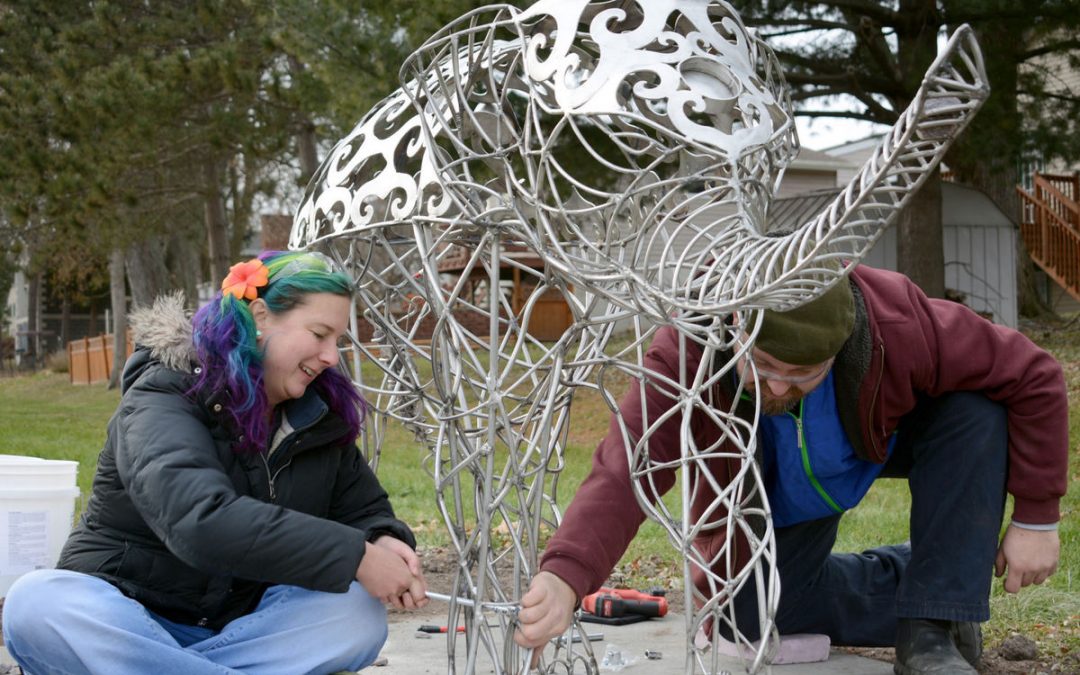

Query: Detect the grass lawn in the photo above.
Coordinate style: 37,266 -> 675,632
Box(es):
1,321 -> 1076,657
0,372 -> 120,500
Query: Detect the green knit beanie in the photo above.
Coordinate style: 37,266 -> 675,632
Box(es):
751,280 -> 855,366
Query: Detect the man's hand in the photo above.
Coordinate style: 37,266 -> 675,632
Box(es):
514,571 -> 577,651
356,536 -> 429,609
995,524 -> 1059,593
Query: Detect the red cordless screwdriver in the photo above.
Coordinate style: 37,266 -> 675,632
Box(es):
417,625 -> 465,633
581,587 -> 668,618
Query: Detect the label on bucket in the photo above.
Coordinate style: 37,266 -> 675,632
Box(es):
0,511 -> 51,576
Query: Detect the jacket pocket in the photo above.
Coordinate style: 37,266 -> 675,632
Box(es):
115,540 -> 158,582
84,540 -> 128,575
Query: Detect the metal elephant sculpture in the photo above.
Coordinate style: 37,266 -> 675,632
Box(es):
291,2 -> 988,672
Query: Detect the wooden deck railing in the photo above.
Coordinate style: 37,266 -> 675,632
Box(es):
1040,172 -> 1080,203
1018,172 -> 1080,303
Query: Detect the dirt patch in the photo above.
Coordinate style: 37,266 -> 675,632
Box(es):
839,645 -> 1080,674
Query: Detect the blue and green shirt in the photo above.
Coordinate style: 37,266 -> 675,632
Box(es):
759,371 -> 896,528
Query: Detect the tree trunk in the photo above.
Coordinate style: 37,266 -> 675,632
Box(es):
889,0 -> 945,298
169,230 -> 202,307
126,234 -> 171,308
288,55 -> 320,185
228,152 -> 258,258
204,155 -> 231,285
60,293 -> 71,348
944,17 -> 1053,319
26,272 -> 40,367
297,119 -> 319,185
108,247 -> 128,389
1015,237 -> 1054,319
896,168 -> 945,298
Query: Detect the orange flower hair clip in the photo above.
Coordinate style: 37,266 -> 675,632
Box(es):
221,258 -> 270,301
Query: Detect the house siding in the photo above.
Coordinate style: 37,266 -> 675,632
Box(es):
777,168 -> 839,197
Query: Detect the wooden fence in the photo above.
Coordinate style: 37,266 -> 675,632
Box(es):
68,333 -> 133,385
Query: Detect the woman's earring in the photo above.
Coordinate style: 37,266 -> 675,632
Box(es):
256,329 -> 263,338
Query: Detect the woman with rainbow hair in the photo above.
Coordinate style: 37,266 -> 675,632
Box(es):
3,251 -> 427,675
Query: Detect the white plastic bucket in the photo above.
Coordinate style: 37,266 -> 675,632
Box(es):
0,455 -> 80,598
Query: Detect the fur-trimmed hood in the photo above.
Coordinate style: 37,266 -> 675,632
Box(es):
128,291 -> 198,375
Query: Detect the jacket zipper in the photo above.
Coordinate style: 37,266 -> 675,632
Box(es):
262,443 -> 303,501
260,407 -> 327,501
270,460 -> 294,496
789,400 -> 843,514
260,453 -> 277,501
866,340 -> 886,460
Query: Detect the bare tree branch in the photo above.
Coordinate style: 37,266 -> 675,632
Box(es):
1018,89 -> 1080,104
785,70 -> 902,96
748,18 -> 855,34
796,108 -> 884,123
844,10 -> 900,80
810,0 -> 900,25
947,4 -> 1080,25
1020,39 -> 1080,61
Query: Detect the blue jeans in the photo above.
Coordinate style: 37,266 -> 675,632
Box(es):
2,569 -> 387,675
730,392 -> 1008,646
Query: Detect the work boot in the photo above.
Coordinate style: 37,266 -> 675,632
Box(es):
949,620 -> 983,669
894,618 -> 977,674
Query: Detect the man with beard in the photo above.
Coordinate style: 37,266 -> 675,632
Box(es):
515,264 -> 1068,675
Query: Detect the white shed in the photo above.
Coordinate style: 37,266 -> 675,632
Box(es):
768,182 -> 1018,327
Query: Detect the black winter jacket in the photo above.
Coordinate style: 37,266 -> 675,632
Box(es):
57,294 -> 415,629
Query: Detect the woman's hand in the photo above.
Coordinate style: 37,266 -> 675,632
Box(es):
355,535 -> 429,610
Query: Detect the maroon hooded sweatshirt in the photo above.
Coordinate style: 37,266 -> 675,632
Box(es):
540,265 -> 1069,603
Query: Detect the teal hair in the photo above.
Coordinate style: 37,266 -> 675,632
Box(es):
192,250 -> 362,453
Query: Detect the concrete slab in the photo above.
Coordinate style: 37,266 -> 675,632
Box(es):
378,605 -> 894,674
0,608 -> 894,674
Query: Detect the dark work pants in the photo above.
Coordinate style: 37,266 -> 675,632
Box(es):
728,392 -> 1008,646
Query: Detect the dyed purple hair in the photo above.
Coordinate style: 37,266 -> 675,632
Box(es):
191,250 -> 365,453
